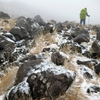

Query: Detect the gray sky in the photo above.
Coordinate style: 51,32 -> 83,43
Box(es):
0,0 -> 100,25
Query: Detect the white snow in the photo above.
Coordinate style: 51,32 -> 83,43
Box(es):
5,80 -> 30,100
59,51 -> 69,59
27,61 -> 75,78
0,95 -> 5,100
49,43 -> 59,50
14,26 -> 20,29
4,32 -> 11,35
5,36 -> 15,43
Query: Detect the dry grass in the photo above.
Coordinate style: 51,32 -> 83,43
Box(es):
29,33 -> 56,54
90,30 -> 96,35
0,67 -> 18,95
0,19 -> 16,31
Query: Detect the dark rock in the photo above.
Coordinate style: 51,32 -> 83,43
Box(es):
91,40 -> 100,57
43,23 -> 54,34
0,11 -> 10,19
51,52 -> 65,65
27,67 -> 76,100
87,85 -> 100,93
3,43 -> 16,62
71,27 -> 89,38
10,27 -> 30,41
3,32 -> 16,41
94,63 -> 100,75
62,21 -> 70,29
0,50 -> 4,64
14,59 -> 42,85
26,17 -> 34,25
62,32 -> 71,37
82,51 -> 91,58
16,16 -> 31,33
7,55 -> 76,100
77,59 -> 97,68
42,48 -> 50,52
73,33 -> 90,44
6,81 -> 32,100
92,25 -> 100,41
91,52 -> 98,59
15,40 -> 26,47
0,35 -> 15,49
34,15 -> 46,26
20,27 -> 30,39
56,22 -> 63,32
10,27 -> 22,40
4,43 -> 15,52
84,72 -> 93,79
80,67 -> 93,79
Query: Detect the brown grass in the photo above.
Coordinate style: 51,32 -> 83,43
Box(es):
0,67 -> 18,95
0,19 -> 16,31
29,33 -> 56,54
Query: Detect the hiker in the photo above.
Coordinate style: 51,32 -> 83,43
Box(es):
80,8 -> 90,25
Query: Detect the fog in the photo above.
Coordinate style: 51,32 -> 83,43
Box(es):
0,0 -> 100,25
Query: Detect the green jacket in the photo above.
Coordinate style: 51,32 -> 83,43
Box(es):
80,8 -> 87,19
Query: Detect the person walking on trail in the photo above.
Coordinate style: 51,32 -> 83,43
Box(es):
80,8 -> 90,25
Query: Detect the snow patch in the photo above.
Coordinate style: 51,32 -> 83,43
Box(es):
28,61 -> 75,78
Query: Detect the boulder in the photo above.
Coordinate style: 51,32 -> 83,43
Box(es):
10,27 -> 22,40
71,27 -> 89,38
73,33 -> 90,44
27,68 -> 76,100
0,35 -> 15,49
0,50 -> 4,64
44,23 -> 54,34
0,11 -> 10,19
3,43 -> 16,62
92,25 -> 100,41
14,59 -> 42,85
94,63 -> 100,75
6,81 -> 32,100
51,52 -> 66,65
15,16 -> 31,33
10,27 -> 30,40
91,40 -> 100,57
2,32 -> 16,41
34,15 -> 46,26
56,22 -> 63,32
6,57 -> 76,100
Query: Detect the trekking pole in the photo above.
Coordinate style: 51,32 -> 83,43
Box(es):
88,17 -> 90,25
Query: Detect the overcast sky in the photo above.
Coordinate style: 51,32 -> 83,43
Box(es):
0,0 -> 100,25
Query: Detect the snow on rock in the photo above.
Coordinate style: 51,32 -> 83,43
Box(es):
26,61 -> 76,100
6,59 -> 76,100
5,80 -> 32,100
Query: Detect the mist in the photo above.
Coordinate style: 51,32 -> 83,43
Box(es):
0,0 -> 100,25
